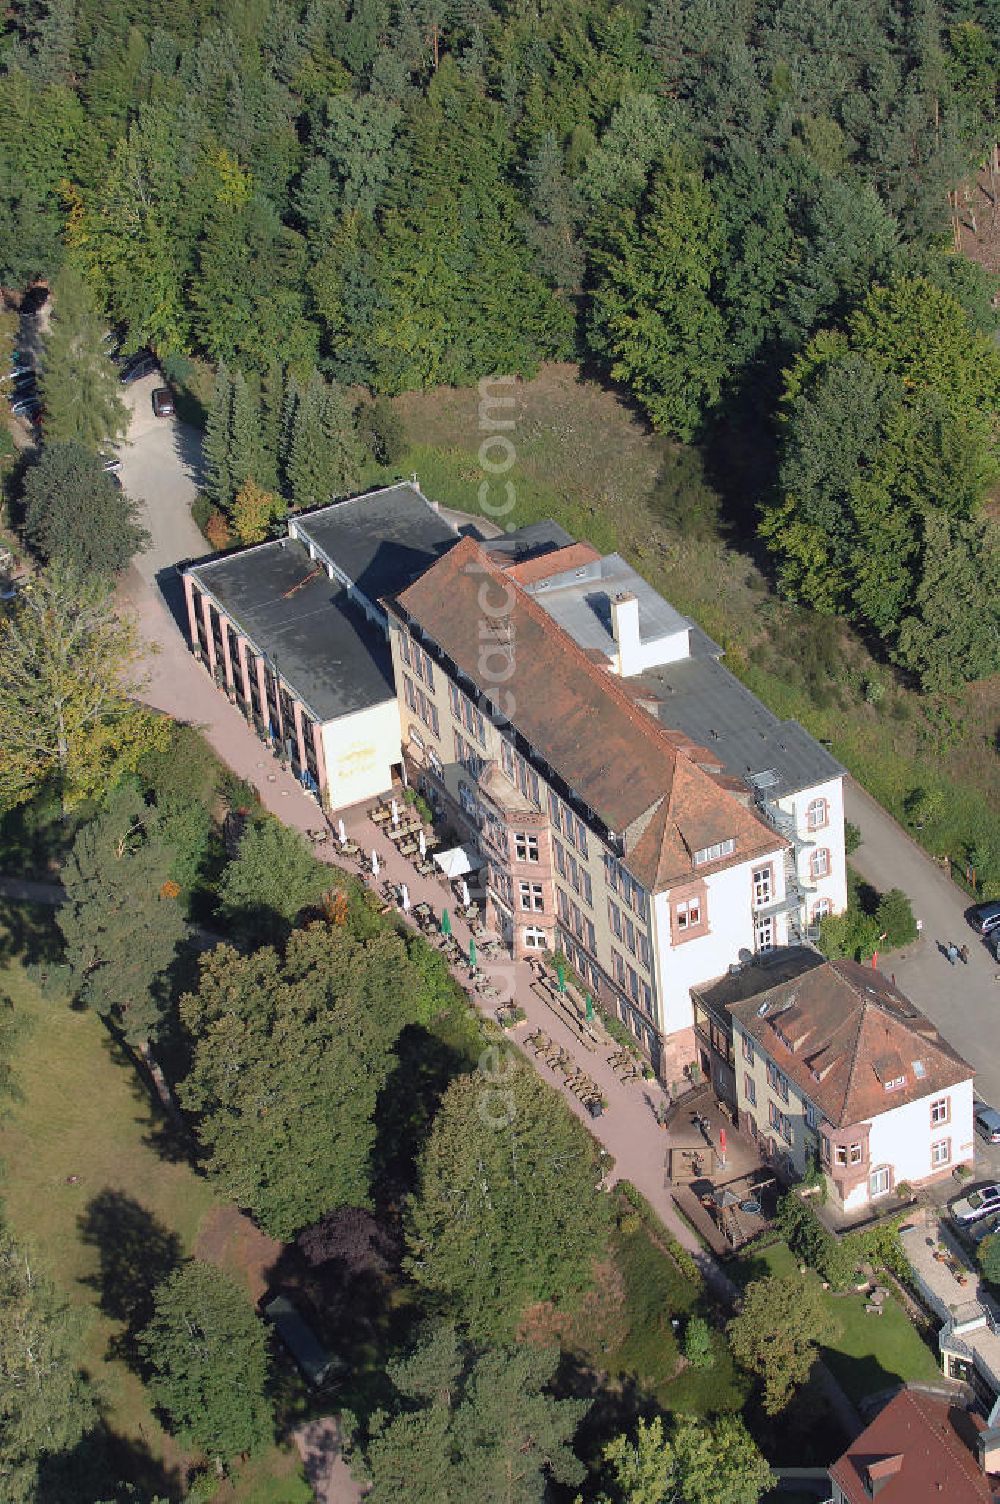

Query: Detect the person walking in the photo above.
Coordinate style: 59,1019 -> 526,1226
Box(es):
959,944 -> 970,965
946,942 -> 959,966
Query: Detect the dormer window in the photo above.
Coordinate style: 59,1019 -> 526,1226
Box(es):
884,1075 -> 905,1092
693,837 -> 735,867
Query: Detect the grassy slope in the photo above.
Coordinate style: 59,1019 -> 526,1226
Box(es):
368,365 -> 1000,888
0,902 -> 310,1503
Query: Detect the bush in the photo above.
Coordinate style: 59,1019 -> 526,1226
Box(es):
667,1237 -> 702,1284
979,1234 -> 1000,1288
844,821 -> 862,855
619,1212 -> 642,1236
875,888 -> 917,948
683,1314 -> 714,1368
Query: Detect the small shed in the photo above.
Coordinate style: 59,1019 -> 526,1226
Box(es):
264,1295 -> 334,1387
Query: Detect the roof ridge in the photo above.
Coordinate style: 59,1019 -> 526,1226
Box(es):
904,1390 -> 987,1491
433,538 -> 779,831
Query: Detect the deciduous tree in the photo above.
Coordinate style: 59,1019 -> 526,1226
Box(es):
137,1262 -> 272,1468
179,923 -> 416,1237
728,1274 -> 839,1415
0,567 -> 166,812
215,818 -> 331,945
596,1413 -> 771,1504
0,1226 -> 98,1503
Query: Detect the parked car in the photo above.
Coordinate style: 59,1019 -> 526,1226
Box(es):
951,1182 -> 1000,1225
119,353 -> 157,385
101,455 -> 122,474
976,1105 -> 1000,1144
151,386 -> 174,417
969,901 -> 1000,936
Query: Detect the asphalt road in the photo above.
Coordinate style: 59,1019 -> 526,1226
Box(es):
846,778 -> 1000,1175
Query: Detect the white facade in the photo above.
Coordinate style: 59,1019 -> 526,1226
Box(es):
778,775 -> 848,926
653,851 -> 789,1037
321,698 -> 401,811
849,1077 -> 975,1212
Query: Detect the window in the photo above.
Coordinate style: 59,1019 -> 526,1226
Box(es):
806,797 -> 829,831
624,916 -> 636,954
810,847 -> 831,880
637,932 -> 650,969
812,898 -> 832,922
675,896 -> 702,932
609,900 -> 623,939
835,1144 -> 848,1166
501,739 -> 515,780
514,832 -> 539,862
930,1097 -> 950,1126
491,867 -> 512,906
744,1073 -> 757,1107
821,1133 -> 831,1164
523,926 -> 546,949
754,914 -> 774,953
849,1142 -> 863,1165
453,731 -> 482,778
766,1061 -> 789,1102
742,1033 -> 755,1066
768,1100 -> 780,1131
752,865 -> 773,907
693,837 -> 736,866
403,675 -> 416,712
553,839 -> 566,877
398,631 -> 412,668
805,1102 -> 818,1130
408,725 -> 425,752
612,950 -> 626,985
575,818 -> 588,856
519,881 -> 544,912
638,978 -> 651,1012
931,1138 -> 951,1168
428,748 -> 443,777
869,1166 -> 891,1198
448,681 -> 461,718
458,782 -> 477,816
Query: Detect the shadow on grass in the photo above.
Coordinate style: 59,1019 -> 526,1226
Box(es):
78,1190 -> 183,1375
0,897 -> 66,970
36,1423 -> 184,1503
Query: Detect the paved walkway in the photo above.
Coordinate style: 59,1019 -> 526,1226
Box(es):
845,778 -> 1000,1112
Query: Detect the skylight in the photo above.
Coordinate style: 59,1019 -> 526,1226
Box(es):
913,1060 -> 926,1078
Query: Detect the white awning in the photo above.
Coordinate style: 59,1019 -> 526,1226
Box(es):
433,844 -> 482,879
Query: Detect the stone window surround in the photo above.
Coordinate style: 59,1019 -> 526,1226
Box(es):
669,877 -> 709,944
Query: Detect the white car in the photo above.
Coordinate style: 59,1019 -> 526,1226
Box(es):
951,1183 -> 1000,1225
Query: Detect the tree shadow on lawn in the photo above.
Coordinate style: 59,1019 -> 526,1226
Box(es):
0,897 -> 67,970
36,1419 -> 185,1503
78,1189 -> 183,1376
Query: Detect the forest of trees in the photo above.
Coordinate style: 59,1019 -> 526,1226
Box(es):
2,0 -> 999,678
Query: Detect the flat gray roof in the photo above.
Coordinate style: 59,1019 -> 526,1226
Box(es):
188,538 -> 394,724
525,552 -> 694,656
637,652 -> 844,799
294,483 -> 459,607
480,519 -> 575,563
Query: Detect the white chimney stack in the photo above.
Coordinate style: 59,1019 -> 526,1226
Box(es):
611,591 -> 641,676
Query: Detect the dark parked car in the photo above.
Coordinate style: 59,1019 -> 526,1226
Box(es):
119,353 -> 157,385
970,901 -> 1000,936
10,396 -> 42,422
151,386 -> 174,417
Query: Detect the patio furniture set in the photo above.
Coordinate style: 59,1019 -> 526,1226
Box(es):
527,1029 -> 606,1116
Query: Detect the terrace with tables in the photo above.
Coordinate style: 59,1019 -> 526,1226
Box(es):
665,1085 -> 779,1253
333,791 -> 743,1292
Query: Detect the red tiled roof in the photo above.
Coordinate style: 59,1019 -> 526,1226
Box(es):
729,959 -> 972,1128
393,537 -> 782,891
829,1390 -> 995,1504
504,542 -> 601,585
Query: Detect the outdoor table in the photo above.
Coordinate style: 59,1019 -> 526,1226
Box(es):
739,1199 -> 762,1216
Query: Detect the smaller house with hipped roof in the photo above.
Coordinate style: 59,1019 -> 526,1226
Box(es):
828,1387 -> 1000,1504
698,956 -> 973,1213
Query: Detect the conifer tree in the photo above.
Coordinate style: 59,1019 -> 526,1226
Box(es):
202,364 -> 234,513
39,264 -> 127,454
285,371 -> 361,509
58,783 -> 189,1057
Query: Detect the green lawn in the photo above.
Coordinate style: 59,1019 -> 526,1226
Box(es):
0,902 -> 310,1501
738,1239 -> 939,1406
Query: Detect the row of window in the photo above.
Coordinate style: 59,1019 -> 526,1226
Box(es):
454,730 -> 484,780
693,837 -> 735,867
611,948 -> 652,1014
500,738 -> 541,806
403,675 -> 440,738
448,681 -> 486,745
555,839 -> 592,906
609,899 -> 651,969
604,855 -> 648,920
768,1099 -> 793,1143
548,790 -> 588,856
556,886 -> 597,953
398,630 -> 435,689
